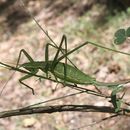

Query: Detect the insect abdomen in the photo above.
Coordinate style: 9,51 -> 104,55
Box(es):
53,62 -> 96,85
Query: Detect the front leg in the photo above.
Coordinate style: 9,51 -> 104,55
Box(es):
16,49 -> 34,68
19,74 -> 35,95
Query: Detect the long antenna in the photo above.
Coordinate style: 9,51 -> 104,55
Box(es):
19,0 -> 55,44
18,0 -> 77,68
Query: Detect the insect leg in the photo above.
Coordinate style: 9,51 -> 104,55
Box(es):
58,40 -> 130,62
52,35 -> 67,65
0,49 -> 35,95
45,36 -> 68,88
16,49 -> 34,68
63,35 -> 67,85
44,39 -> 67,75
52,35 -> 68,85
44,43 -> 59,77
16,49 -> 38,94
58,41 -> 89,62
19,74 -> 35,95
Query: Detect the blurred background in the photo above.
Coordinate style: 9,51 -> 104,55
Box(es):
0,0 -> 130,130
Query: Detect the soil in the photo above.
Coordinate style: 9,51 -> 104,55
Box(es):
0,0 -> 130,130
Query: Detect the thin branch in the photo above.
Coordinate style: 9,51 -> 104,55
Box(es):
0,104 -> 129,118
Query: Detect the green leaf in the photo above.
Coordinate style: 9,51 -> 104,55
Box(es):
114,29 -> 126,45
126,27 -> 130,37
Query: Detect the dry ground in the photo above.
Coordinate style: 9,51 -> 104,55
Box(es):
0,0 -> 130,130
